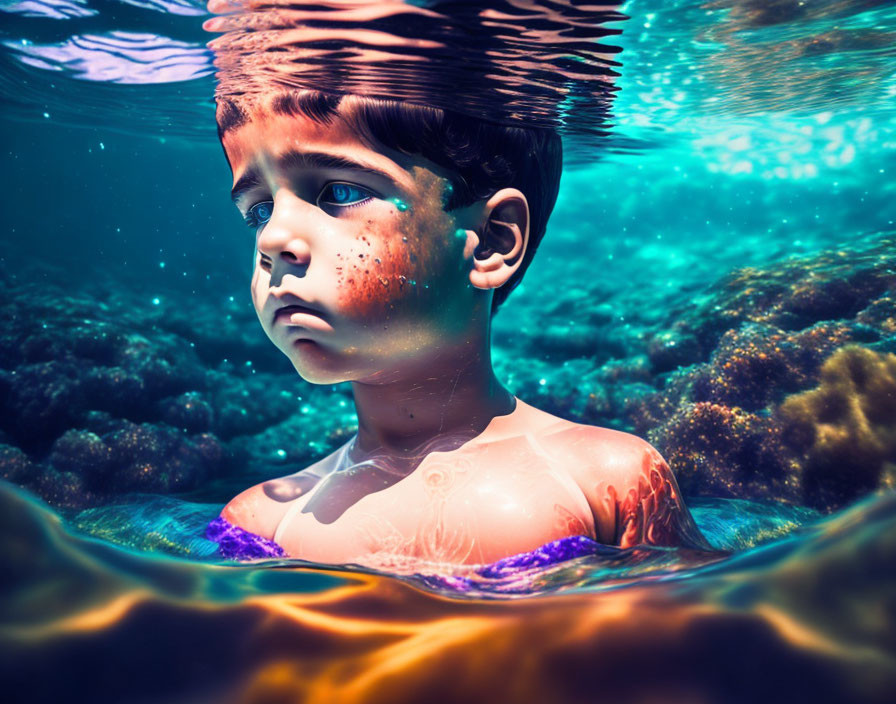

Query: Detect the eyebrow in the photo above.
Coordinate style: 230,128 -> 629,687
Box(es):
230,150 -> 399,204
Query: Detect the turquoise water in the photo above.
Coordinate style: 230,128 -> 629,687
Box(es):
1,1 -> 896,702
62,490 -> 824,598
66,493 -> 823,563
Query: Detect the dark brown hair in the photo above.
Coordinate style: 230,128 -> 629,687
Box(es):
217,90 -> 563,315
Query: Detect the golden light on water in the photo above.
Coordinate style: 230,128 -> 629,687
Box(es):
2,483 -> 896,702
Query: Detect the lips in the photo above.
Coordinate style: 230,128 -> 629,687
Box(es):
274,304 -> 324,322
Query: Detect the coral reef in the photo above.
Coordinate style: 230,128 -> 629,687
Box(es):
0,271 -> 355,508
652,401 -> 801,503
645,238 -> 895,374
634,235 -> 896,512
778,346 -> 896,511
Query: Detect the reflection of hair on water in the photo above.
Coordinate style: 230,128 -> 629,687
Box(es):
204,0 -> 627,158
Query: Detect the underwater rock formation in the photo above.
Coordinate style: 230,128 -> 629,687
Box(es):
0,271 -> 352,508
0,444 -> 37,486
778,346 -> 896,511
650,401 -> 801,504
646,236 -> 895,374
636,234 -> 896,511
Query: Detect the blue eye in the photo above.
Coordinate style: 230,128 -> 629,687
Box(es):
318,182 -> 374,208
245,201 -> 273,228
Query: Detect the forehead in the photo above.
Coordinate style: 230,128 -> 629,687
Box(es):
219,103 -> 418,191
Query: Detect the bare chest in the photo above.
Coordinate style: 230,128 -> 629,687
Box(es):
272,435 -> 595,571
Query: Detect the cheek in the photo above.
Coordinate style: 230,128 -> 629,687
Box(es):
334,236 -> 415,320
250,264 -> 270,317
250,265 -> 261,305
334,216 -> 461,320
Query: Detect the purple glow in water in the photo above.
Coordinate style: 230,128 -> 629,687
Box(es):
206,517 -> 286,560
205,516 -> 601,594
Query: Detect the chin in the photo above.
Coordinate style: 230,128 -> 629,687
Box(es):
285,339 -> 362,385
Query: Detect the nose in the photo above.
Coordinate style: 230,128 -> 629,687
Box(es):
256,192 -> 313,268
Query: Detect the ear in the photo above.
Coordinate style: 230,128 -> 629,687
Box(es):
466,188 -> 530,291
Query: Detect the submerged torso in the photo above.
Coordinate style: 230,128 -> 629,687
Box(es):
235,399 -> 599,571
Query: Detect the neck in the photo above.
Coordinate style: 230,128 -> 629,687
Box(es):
349,328 -> 515,459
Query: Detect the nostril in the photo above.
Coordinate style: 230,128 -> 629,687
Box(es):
275,240 -> 310,265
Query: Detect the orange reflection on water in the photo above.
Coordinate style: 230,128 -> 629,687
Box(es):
234,573 -> 652,704
3,484 -> 895,704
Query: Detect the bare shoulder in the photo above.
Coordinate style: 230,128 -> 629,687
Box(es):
220,482 -> 290,541
509,399 -> 653,471
220,470 -> 328,540
545,423 -> 659,482
543,423 -> 661,513
545,422 -> 711,550
219,443 -> 344,540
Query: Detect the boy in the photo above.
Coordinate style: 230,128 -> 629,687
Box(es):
214,89 -> 711,570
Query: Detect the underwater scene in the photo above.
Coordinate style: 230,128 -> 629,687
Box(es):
2,0 -> 896,702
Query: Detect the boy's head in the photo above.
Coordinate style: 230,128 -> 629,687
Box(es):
217,90 -> 562,382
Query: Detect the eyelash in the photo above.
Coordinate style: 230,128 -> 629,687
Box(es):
244,202 -> 272,229
243,182 -> 375,228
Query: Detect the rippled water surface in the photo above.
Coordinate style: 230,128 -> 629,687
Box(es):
1,1 -> 895,702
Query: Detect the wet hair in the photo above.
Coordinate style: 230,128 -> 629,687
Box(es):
216,91 -> 563,315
